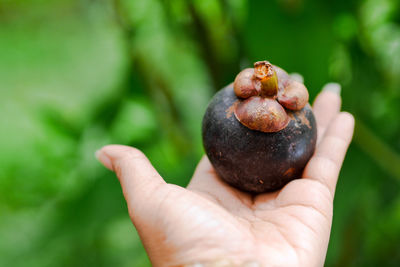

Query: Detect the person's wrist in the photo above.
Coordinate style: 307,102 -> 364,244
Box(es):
179,259 -> 261,267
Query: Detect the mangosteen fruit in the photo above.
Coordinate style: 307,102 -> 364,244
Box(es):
202,61 -> 317,193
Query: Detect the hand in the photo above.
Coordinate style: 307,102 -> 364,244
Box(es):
96,83 -> 354,267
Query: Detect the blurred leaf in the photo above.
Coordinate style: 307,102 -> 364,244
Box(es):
1,0 -> 400,266
110,98 -> 157,144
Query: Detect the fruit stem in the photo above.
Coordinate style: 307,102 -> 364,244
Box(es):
254,61 -> 279,96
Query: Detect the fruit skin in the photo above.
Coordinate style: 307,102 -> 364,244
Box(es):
202,85 -> 317,193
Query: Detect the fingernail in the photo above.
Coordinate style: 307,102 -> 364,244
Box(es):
322,82 -> 341,95
95,149 -> 113,170
290,72 -> 304,83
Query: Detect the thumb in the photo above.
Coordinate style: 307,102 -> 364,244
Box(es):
95,145 -> 167,218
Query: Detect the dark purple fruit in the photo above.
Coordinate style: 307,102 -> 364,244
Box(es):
202,61 -> 317,193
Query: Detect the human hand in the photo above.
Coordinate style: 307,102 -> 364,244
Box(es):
96,83 -> 354,267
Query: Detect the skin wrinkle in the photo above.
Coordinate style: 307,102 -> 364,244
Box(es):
233,190 -> 254,209
283,208 -> 322,240
271,224 -> 301,267
289,198 -> 332,225
128,182 -> 167,221
250,194 -> 257,207
306,157 -> 339,191
271,213 -> 320,267
185,190 -> 308,266
243,217 -> 286,266
95,85 -> 354,266
316,127 -> 327,144
252,210 -> 318,260
315,136 -> 349,160
318,131 -> 350,147
304,157 -> 338,193
197,191 -> 251,224
246,221 -> 270,265
112,159 -> 122,179
113,149 -> 145,175
280,178 -> 332,201
245,209 -> 310,266
254,192 -> 279,210
155,188 -> 175,218
181,243 -> 252,265
163,200 -> 227,263
194,190 -> 250,234
276,180 -> 333,219
169,206 -> 255,265
187,155 -> 329,266
191,189 -> 227,208
189,187 -> 251,217
300,179 -> 333,205
186,166 -> 331,266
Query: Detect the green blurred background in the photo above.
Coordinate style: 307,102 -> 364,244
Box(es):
1,0 -> 400,266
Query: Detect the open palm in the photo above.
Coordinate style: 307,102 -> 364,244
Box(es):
96,85 -> 354,267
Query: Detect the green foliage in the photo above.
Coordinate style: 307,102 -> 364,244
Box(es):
0,0 -> 399,266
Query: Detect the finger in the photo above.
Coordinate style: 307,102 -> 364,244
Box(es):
96,145 -> 167,211
290,72 -> 304,83
303,112 -> 355,195
187,156 -> 215,189
312,83 -> 342,142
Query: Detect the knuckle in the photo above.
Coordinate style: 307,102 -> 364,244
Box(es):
118,148 -> 146,164
311,155 -> 337,171
113,148 -> 146,177
315,156 -> 339,177
325,134 -> 350,148
127,148 -> 146,161
305,156 -> 339,186
300,178 -> 333,202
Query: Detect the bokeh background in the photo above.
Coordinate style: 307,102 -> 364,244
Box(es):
1,0 -> 400,266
